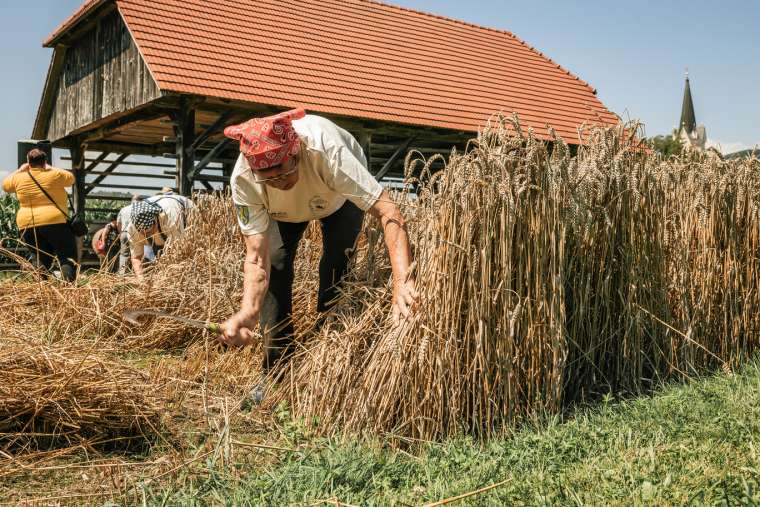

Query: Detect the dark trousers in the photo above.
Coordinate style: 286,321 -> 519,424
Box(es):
21,223 -> 77,282
262,200 -> 364,371
101,241 -> 120,273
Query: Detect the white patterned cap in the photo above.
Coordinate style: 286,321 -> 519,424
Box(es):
130,201 -> 161,232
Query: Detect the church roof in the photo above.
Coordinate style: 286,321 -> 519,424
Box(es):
680,75 -> 697,134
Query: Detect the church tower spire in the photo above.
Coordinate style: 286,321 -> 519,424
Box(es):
676,69 -> 707,150
680,70 -> 697,134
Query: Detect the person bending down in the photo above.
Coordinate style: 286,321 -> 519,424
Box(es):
92,214 -> 120,273
126,193 -> 192,278
220,108 -> 417,373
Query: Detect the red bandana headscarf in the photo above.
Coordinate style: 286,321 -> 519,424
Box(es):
223,108 -> 306,171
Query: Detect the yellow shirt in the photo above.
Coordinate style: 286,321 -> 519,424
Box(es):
2,166 -> 75,229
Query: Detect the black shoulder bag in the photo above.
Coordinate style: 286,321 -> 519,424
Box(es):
27,170 -> 88,237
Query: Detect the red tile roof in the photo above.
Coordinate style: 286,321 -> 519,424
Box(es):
49,0 -> 620,141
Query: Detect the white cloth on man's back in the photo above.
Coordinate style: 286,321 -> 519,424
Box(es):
126,195 -> 193,257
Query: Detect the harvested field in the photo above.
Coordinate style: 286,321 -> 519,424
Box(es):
0,340 -> 166,454
0,118 -> 758,499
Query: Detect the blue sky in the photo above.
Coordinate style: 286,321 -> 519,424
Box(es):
0,0 -> 757,180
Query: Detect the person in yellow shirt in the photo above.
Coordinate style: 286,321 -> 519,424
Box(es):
2,149 -> 78,281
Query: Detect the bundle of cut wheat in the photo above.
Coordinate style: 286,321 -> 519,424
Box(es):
275,117 -> 573,439
663,150 -> 760,373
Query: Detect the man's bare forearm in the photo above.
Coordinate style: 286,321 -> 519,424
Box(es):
241,253 -> 269,316
369,190 -> 414,284
220,233 -> 270,346
381,213 -> 413,284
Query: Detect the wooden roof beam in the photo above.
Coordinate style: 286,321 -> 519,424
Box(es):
83,141 -> 171,156
191,110 -> 235,151
374,136 -> 417,182
80,107 -> 175,144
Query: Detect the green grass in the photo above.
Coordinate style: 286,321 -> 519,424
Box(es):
144,359 -> 760,506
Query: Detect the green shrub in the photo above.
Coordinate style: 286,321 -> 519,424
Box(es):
0,194 -> 19,241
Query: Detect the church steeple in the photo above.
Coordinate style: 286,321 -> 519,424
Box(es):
680,70 -> 697,134
675,69 -> 706,151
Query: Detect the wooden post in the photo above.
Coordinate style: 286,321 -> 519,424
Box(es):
69,141 -> 86,263
173,102 -> 196,196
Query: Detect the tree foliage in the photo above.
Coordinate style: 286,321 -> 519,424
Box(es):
648,134 -> 683,157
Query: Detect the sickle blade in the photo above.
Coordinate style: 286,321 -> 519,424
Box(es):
122,309 -> 214,331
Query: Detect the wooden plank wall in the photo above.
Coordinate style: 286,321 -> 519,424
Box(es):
46,10 -> 161,141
